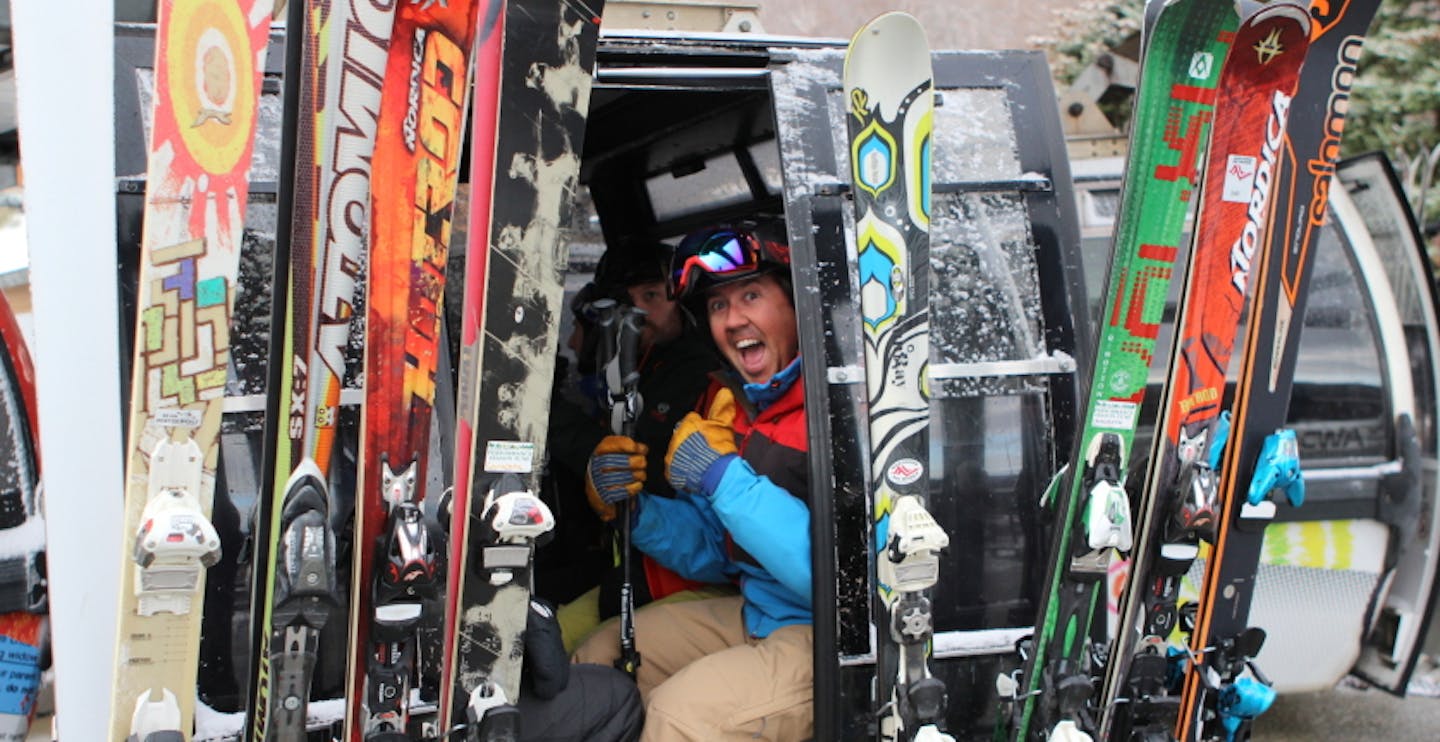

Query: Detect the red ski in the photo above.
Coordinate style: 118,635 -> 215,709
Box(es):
345,0 -> 480,738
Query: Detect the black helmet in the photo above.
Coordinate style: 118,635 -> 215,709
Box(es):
595,241 -> 671,297
668,226 -> 791,302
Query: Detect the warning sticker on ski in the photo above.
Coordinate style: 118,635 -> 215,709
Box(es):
153,408 -> 203,429
0,633 -> 40,715
484,441 -> 535,473
1222,154 -> 1258,203
1092,400 -> 1138,430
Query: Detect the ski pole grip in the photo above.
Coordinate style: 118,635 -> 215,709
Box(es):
617,306 -> 645,393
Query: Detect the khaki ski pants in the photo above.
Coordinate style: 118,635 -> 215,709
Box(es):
572,594 -> 814,742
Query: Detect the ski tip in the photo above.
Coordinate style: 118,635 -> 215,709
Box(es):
843,11 -> 933,115
1242,0 -> 1312,31
845,12 -> 931,72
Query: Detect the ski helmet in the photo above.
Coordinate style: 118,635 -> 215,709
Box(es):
596,241 -> 671,295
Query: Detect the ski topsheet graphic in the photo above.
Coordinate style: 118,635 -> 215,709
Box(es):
442,0 -> 604,734
345,0 -> 480,738
246,0 -> 397,738
1173,2 -> 1383,738
1098,5 -> 1314,740
843,12 -> 953,742
108,1 -> 272,739
1002,0 -> 1238,738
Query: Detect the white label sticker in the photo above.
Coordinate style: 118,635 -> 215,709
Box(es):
483,441 -> 535,473
154,408 -> 202,429
1222,154 -> 1258,203
1189,51 -> 1214,80
1092,400 -> 1138,431
887,458 -> 924,486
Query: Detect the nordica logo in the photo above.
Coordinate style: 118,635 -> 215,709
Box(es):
403,28 -> 428,152
1230,90 -> 1293,295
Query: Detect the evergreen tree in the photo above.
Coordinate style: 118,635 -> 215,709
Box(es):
1034,0 -> 1440,225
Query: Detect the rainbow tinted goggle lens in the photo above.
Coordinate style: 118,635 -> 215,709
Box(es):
669,229 -> 769,300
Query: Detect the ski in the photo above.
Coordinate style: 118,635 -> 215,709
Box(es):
245,0 -> 396,738
1000,0 -> 1238,738
843,13 -> 953,742
0,290 -> 45,741
1172,2 -> 1383,739
439,0 -> 603,736
1097,5 -> 1314,740
345,0 -> 480,738
107,1 -> 273,738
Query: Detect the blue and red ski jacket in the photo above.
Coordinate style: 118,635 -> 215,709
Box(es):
631,358 -> 812,638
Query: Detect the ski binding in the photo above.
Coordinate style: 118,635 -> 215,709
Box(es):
878,494 -> 952,741
276,461 -> 338,606
1217,675 -> 1275,742
1242,428 -> 1303,520
1049,719 -> 1094,742
880,494 -> 948,594
132,437 -> 220,616
1081,432 -> 1134,553
478,474 -> 554,587
465,678 -> 522,742
375,500 -> 442,611
265,461 -> 340,735
1171,458 -> 1219,544
127,688 -> 182,742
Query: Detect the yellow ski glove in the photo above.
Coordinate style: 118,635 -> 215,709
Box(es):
665,390 -> 740,495
585,435 -> 648,522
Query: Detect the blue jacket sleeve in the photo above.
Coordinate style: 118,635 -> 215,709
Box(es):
630,490 -> 732,584
706,457 -> 813,606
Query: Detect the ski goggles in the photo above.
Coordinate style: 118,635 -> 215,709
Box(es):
668,228 -> 786,301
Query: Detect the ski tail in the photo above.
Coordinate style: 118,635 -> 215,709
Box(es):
246,0 -> 317,736
246,0 -> 397,736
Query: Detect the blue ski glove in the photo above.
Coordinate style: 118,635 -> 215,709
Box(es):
586,435 -> 648,522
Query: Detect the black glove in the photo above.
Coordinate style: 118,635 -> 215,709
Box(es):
523,598 -> 569,700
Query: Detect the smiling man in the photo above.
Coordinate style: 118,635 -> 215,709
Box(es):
574,226 -> 814,741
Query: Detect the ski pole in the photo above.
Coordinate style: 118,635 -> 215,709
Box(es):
612,306 -> 645,678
